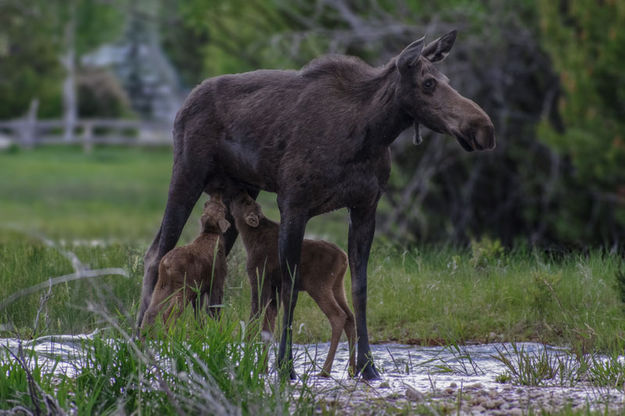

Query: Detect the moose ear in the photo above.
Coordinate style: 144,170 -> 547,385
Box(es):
422,30 -> 457,63
413,122 -> 423,145
396,36 -> 425,73
218,218 -> 231,234
245,213 -> 260,228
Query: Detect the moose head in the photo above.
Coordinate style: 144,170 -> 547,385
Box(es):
396,30 -> 495,151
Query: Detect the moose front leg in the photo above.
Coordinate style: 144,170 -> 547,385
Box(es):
276,212 -> 307,380
348,204 -> 381,380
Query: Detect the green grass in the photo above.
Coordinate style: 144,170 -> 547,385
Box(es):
2,146 -> 625,351
0,145 -> 348,243
2,146 -> 625,414
3,224 -> 625,354
493,343 -> 625,388
0,312 -> 318,415
0,146 -> 175,241
362,244 -> 625,352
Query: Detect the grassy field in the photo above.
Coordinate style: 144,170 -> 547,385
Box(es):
2,146 -> 624,348
0,145 -> 348,243
1,146 -> 625,414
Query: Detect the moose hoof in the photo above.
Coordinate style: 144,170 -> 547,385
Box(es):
358,363 -> 381,381
279,365 -> 297,380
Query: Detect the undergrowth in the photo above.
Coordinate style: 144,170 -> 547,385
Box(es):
0,307 -> 317,415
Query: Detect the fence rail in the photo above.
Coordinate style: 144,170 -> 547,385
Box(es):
0,118 -> 172,150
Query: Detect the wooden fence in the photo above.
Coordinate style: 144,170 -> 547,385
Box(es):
0,118 -> 172,151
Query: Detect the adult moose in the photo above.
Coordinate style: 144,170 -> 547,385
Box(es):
137,30 -> 495,380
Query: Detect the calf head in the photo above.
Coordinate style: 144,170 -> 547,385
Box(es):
201,195 -> 231,234
230,193 -> 264,228
395,30 -> 496,151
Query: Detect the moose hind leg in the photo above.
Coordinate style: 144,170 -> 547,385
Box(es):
136,159 -> 213,331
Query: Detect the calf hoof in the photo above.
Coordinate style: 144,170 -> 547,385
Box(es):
358,363 -> 381,380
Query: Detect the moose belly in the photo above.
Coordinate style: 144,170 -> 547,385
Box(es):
218,139 -> 281,192
285,169 -> 384,217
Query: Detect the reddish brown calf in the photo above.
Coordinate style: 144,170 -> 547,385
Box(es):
231,193 -> 356,377
140,196 -> 230,332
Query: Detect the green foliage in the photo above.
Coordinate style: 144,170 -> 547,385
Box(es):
493,344 -> 559,387
175,0 -> 308,78
0,319 -> 316,415
528,270 -> 562,316
0,352 -> 41,409
614,263 -> 625,306
495,343 -> 625,389
469,237 -> 505,268
588,353 -> 625,387
73,0 -> 126,56
537,0 -> 625,240
0,1 -> 64,118
0,0 -> 126,119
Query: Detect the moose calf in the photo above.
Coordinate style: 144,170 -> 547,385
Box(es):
140,196 -> 231,332
231,193 -> 355,376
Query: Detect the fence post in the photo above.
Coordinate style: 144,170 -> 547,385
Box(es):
82,121 -> 93,153
20,99 -> 39,148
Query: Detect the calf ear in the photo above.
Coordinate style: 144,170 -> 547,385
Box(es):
218,218 -> 231,234
422,30 -> 457,63
245,213 -> 259,228
396,36 -> 425,73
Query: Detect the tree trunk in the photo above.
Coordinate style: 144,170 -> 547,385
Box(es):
62,10 -> 77,142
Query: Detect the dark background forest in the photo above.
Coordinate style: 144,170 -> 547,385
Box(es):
1,0 -> 624,250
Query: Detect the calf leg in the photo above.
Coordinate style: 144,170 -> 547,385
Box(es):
348,204 -> 381,380
141,286 -> 170,331
161,291 -> 191,327
136,158 -> 212,332
266,297 -> 278,336
141,284 -> 182,333
247,265 -> 270,329
308,289 -> 348,377
205,280 -> 224,319
248,273 -> 261,324
258,270 -> 278,334
257,288 -> 278,374
333,282 -> 356,377
276,210 -> 307,379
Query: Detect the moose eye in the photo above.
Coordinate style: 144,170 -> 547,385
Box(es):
422,78 -> 437,92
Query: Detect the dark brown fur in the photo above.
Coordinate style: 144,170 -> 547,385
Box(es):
231,193 -> 356,376
137,31 -> 495,379
140,197 -> 230,332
